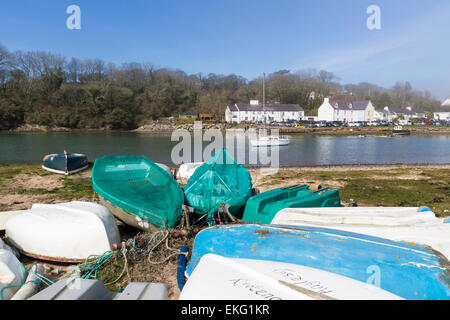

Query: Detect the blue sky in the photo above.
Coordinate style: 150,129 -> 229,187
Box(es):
1,0 -> 449,99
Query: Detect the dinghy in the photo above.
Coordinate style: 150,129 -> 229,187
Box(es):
42,151 -> 88,175
92,155 -> 184,231
5,201 -> 120,263
272,207 -> 450,260
242,185 -> 342,224
185,224 -> 450,300
180,254 -> 402,300
176,162 -> 203,180
0,248 -> 25,300
184,149 -> 253,223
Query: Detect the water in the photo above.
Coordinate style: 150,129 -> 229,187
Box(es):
0,132 -> 449,166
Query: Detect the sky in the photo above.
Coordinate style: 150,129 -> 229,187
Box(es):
0,0 -> 449,100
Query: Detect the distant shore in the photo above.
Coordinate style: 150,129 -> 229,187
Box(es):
5,122 -> 450,136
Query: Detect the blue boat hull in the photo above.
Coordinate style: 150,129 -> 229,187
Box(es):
42,153 -> 88,175
186,224 -> 450,300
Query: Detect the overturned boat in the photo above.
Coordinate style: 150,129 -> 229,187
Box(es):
5,201 -> 120,263
185,224 -> 450,300
92,155 -> 184,231
183,149 -> 253,223
271,206 -> 450,260
242,185 -> 342,224
42,151 -> 88,175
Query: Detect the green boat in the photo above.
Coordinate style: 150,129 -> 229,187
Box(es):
242,185 -> 343,224
184,148 -> 253,224
92,155 -> 184,231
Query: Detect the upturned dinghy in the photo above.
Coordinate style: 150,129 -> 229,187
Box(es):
183,149 -> 253,223
42,151 -> 88,175
92,155 -> 184,230
242,185 -> 342,224
5,201 -> 120,263
180,254 -> 402,300
185,224 -> 450,300
271,207 -> 450,260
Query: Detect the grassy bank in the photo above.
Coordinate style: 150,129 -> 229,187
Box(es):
0,163 -> 449,299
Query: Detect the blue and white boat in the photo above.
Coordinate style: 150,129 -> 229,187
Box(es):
185,224 -> 450,300
42,151 -> 88,175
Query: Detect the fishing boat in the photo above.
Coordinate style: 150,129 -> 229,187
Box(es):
271,207 -> 450,260
185,224 -> 450,300
392,125 -> 411,136
42,151 -> 88,175
180,254 -> 402,300
183,149 -> 253,224
250,135 -> 290,147
242,185 -> 342,224
92,155 -> 184,231
5,201 -> 120,263
0,247 -> 26,300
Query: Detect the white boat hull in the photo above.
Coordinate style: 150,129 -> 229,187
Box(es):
0,248 -> 25,300
180,254 -> 402,300
5,201 -> 120,262
272,207 -> 450,260
176,162 -> 203,180
250,139 -> 290,147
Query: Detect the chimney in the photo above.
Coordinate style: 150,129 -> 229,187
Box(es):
324,97 -> 329,103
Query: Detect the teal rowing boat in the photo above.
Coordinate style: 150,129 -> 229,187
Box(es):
92,155 -> 184,231
242,185 -> 343,224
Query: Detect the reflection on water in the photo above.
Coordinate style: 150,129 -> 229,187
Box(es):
0,132 -> 449,166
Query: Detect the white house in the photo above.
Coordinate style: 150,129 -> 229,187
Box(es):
318,98 -> 375,122
442,97 -> 450,107
225,100 -> 304,123
434,112 -> 450,121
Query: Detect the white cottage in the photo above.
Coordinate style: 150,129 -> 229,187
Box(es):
434,112 -> 450,121
318,98 -> 375,122
225,100 -> 304,123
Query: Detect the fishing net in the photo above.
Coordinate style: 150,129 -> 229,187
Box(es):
92,155 -> 184,229
184,148 -> 253,222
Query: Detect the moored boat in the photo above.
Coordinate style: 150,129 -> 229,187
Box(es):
392,125 -> 411,135
185,224 -> 450,300
242,185 -> 342,224
250,135 -> 290,147
92,155 -> 184,231
42,151 -> 88,175
183,149 -> 253,223
5,201 -> 120,263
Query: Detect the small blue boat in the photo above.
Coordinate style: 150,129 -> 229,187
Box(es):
42,151 -> 88,175
186,224 -> 450,300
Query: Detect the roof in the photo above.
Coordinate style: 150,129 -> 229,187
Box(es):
389,108 -> 424,115
229,103 -> 304,112
442,98 -> 450,106
329,100 -> 370,111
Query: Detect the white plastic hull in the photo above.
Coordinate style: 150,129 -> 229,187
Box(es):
5,201 -> 120,262
180,254 -> 402,300
272,207 -> 450,260
0,248 -> 25,300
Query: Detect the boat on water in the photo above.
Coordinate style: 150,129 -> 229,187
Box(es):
242,185 -> 342,224
180,254 -> 402,300
250,135 -> 290,147
271,206 -> 450,260
42,151 -> 88,175
92,155 -> 184,231
5,201 -> 120,263
183,149 -> 253,223
185,224 -> 450,300
392,125 -> 411,136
